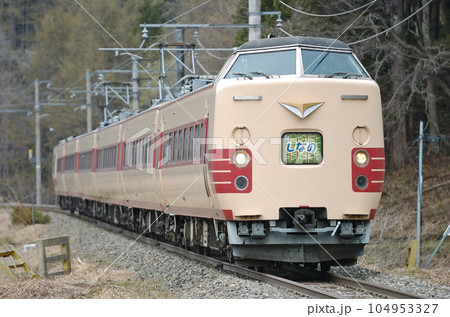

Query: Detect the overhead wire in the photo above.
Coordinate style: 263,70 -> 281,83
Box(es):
195,59 -> 212,75
141,0 -> 218,51
348,0 -> 434,45
279,28 -> 293,37
194,36 -> 228,60
279,0 -> 377,18
164,0 -> 215,24
0,82 -> 35,109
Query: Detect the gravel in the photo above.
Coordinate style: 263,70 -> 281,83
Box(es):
47,211 -> 449,299
47,212 -> 303,298
330,266 -> 450,299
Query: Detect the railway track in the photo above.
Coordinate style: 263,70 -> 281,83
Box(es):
1,203 -> 424,299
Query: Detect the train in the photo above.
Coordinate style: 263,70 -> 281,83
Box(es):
53,36 -> 385,271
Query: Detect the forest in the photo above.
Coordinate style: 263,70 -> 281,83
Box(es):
0,0 -> 449,204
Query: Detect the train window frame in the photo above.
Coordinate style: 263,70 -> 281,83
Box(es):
281,132 -> 324,165
299,48 -> 369,78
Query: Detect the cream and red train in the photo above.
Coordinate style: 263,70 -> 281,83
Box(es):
53,36 -> 385,269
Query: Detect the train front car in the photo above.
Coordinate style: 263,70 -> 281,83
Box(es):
210,36 -> 384,269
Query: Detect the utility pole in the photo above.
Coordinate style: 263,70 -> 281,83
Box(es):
34,79 -> 42,206
86,70 -> 92,131
131,59 -> 140,111
249,0 -> 261,41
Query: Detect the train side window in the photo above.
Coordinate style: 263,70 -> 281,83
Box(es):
200,123 -> 205,159
148,136 -> 154,167
183,128 -> 189,161
173,131 -> 178,164
162,134 -> 168,165
132,141 -> 137,167
79,151 -> 93,170
193,125 -> 200,161
65,154 -> 75,171
125,143 -> 130,167
113,146 -> 117,168
57,158 -> 62,173
136,140 -> 141,166
189,126 -> 194,161
97,150 -> 101,169
167,132 -> 173,164
143,137 -> 148,165
178,130 -> 183,162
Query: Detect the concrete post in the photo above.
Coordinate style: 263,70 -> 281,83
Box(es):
176,27 -> 185,94
86,70 -> 92,131
249,0 -> 261,41
132,60 -> 140,110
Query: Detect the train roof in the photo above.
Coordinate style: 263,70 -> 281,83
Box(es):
237,36 -> 351,52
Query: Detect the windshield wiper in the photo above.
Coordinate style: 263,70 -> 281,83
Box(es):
343,73 -> 363,78
325,72 -> 364,78
232,72 -> 253,80
250,70 -> 270,78
325,72 -> 348,78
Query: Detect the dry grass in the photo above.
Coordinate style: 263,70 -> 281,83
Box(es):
0,208 -> 173,299
0,257 -> 172,298
360,154 -> 450,285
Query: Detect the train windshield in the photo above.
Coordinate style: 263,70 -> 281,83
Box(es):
224,49 -> 296,79
301,49 -> 368,77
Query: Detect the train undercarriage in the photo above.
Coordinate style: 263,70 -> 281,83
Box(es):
59,195 -> 369,271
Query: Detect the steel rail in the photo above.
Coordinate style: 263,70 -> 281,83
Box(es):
324,273 -> 425,299
74,210 -> 341,299
280,264 -> 425,299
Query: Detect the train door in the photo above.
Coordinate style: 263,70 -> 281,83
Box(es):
153,115 -> 169,208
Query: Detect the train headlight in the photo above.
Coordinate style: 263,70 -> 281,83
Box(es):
233,150 -> 250,168
354,149 -> 369,167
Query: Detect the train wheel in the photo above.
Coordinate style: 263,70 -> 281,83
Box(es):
305,263 -> 318,270
226,246 -> 234,263
320,262 -> 331,272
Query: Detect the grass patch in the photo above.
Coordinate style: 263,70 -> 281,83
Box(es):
10,205 -> 51,225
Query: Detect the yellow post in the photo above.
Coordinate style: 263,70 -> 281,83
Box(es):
405,240 -> 419,268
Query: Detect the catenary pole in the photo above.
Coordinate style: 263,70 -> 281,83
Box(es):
416,121 -> 424,266
175,28 -> 185,94
35,79 -> 42,206
132,59 -> 140,111
249,0 -> 261,41
86,70 -> 92,131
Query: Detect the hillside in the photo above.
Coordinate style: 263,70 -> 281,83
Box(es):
362,152 -> 449,281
